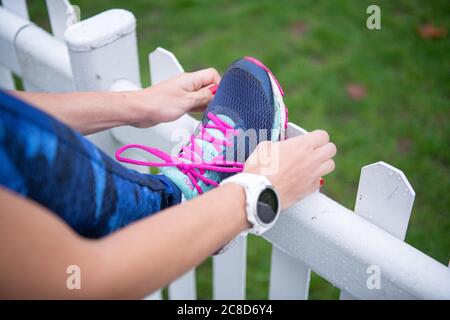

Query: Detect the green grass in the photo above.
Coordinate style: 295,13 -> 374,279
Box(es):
28,0 -> 449,299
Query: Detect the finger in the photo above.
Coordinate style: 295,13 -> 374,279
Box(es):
305,130 -> 330,148
189,68 -> 221,91
317,159 -> 335,177
189,87 -> 213,110
315,142 -> 337,162
280,134 -> 310,153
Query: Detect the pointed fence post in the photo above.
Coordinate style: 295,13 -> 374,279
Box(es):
1,0 -> 29,19
0,66 -> 15,89
1,0 -> 34,91
340,161 -> 415,299
0,0 -> 27,89
213,235 -> 248,299
147,48 -> 197,300
110,47 -> 198,159
45,0 -> 79,41
65,9 -> 140,156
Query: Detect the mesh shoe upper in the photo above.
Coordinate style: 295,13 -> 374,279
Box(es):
206,59 -> 275,141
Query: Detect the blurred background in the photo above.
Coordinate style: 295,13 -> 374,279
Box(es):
27,0 -> 449,299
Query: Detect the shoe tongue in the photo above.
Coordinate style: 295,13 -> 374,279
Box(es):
161,114 -> 235,200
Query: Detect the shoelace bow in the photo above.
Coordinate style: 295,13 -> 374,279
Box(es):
115,112 -> 244,194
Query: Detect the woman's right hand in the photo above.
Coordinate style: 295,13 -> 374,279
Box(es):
244,130 -> 337,210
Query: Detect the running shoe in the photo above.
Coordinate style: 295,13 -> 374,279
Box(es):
116,57 -> 288,200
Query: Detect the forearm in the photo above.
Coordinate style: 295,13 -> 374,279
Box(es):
7,68 -> 220,135
96,183 -> 248,298
0,184 -> 248,299
0,188 -> 103,299
8,90 -> 144,135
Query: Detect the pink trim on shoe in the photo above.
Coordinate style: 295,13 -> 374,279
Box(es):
244,56 -> 289,131
284,105 -> 289,129
244,56 -> 284,96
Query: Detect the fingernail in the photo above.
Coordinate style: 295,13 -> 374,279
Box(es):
209,84 -> 219,95
320,178 -> 324,186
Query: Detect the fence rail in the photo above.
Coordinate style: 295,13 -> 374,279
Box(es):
1,1 -> 449,300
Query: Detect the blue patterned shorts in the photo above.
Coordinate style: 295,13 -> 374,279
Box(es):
0,90 -> 181,238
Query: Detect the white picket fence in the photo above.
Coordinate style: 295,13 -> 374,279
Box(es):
1,1 -> 449,300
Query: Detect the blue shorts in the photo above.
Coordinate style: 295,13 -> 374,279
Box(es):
0,90 -> 181,238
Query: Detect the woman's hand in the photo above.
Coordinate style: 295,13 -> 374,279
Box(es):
8,68 -> 220,135
130,68 -> 221,128
244,130 -> 337,210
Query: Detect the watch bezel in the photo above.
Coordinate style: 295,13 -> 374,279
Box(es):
255,185 -> 280,227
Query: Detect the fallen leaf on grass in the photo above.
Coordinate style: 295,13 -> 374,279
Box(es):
397,137 -> 413,155
291,21 -> 308,37
417,24 -> 447,39
346,84 -> 367,101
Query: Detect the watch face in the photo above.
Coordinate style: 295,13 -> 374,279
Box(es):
257,187 -> 279,225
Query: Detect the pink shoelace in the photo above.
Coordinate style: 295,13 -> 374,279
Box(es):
115,112 -> 244,194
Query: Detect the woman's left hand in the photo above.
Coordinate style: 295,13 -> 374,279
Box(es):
130,68 -> 221,128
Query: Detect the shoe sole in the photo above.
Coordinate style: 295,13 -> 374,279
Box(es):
244,56 -> 288,141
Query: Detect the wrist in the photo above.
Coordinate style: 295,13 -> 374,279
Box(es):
105,91 -> 140,126
220,183 -> 252,231
120,89 -> 159,127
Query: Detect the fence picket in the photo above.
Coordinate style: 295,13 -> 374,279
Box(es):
45,0 -> 79,40
168,270 -> 197,300
2,0 -> 29,19
150,47 -> 184,85
354,162 -> 415,239
0,8 -> 30,75
0,66 -> 15,89
269,246 -> 310,299
144,290 -> 162,300
1,0 -> 36,90
146,47 -> 199,300
65,9 -> 140,155
268,122 -> 311,299
339,161 -> 415,299
110,47 -> 198,158
213,235 -> 247,299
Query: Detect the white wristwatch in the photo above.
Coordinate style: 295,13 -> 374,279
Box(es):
221,173 -> 281,235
